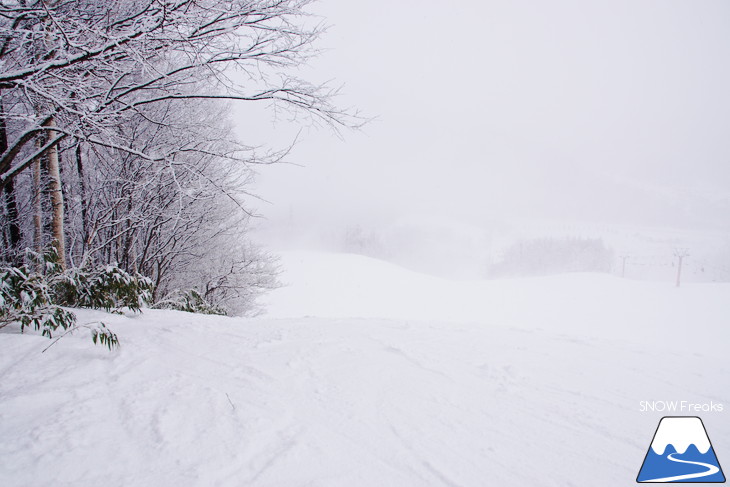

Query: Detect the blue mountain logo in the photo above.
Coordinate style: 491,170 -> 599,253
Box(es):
637,416 -> 725,483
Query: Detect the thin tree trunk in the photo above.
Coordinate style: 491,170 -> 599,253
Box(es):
32,140 -> 43,266
0,95 -> 21,260
75,142 -> 89,250
45,116 -> 66,269
3,179 -> 21,249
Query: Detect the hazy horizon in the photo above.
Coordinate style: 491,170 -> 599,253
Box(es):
233,0 -> 730,242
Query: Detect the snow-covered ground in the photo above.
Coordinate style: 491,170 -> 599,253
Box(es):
1,251 -> 728,486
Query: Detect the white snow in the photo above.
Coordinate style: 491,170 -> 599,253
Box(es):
650,417 -> 712,455
1,250 -> 729,486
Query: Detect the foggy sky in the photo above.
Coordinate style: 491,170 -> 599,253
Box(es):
233,0 -> 730,232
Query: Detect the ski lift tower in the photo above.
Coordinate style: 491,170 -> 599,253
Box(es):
674,248 -> 690,287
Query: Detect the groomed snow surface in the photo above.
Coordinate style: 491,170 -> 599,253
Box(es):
1,250 -> 728,486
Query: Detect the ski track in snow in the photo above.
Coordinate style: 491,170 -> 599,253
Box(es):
1,251 -> 729,486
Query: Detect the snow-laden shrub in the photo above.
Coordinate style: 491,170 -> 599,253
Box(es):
153,289 -> 227,316
157,241 -> 280,316
54,265 -> 154,313
0,249 -> 151,349
0,264 -> 76,338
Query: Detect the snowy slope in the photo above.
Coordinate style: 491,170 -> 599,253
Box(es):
1,251 -> 729,486
264,251 -> 730,354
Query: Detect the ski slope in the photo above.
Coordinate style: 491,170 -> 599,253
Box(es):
1,251 -> 728,486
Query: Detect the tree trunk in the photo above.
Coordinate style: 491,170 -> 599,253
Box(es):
75,142 -> 89,250
0,96 -> 21,260
3,180 -> 21,249
45,116 -> 66,270
32,140 -> 43,266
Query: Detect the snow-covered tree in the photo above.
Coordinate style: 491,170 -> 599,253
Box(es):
0,0 -> 356,316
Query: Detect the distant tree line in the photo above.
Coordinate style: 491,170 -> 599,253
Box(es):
488,237 -> 614,277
